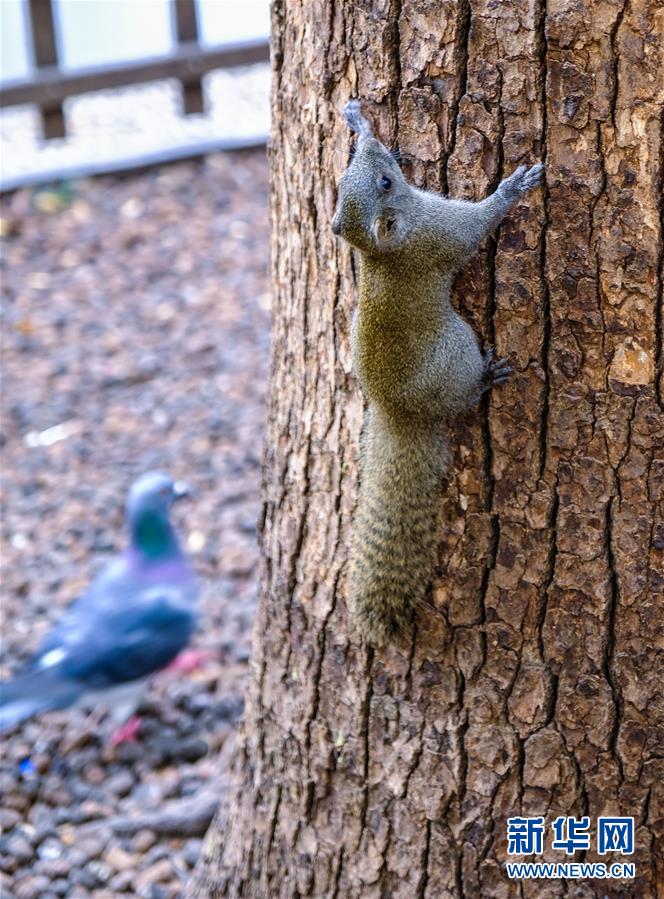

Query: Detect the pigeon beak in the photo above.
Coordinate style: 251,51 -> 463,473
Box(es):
172,480 -> 192,501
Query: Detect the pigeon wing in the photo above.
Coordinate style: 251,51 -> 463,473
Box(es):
31,559 -> 197,689
59,586 -> 197,688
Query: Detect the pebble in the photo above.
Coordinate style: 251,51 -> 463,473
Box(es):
144,844 -> 171,865
212,696 -> 245,721
184,693 -> 212,715
12,874 -> 51,899
2,792 -> 31,813
37,837 -> 63,860
177,737 -> 208,762
4,834 -> 34,864
150,732 -> 178,763
33,856 -> 70,879
69,866 -> 99,889
59,726 -> 98,754
53,808 -> 73,826
31,753 -> 51,774
58,826 -> 76,847
235,646 -> 251,664
131,783 -> 164,806
132,829 -> 158,853
156,768 -> 181,799
180,775 -> 204,797
109,869 -> 134,892
104,845 -> 137,872
0,772 -> 17,793
112,741 -> 143,764
80,800 -> 111,821
146,886 -> 178,899
88,860 -> 111,883
134,859 -> 174,891
0,853 -> 18,874
181,838 -> 202,868
84,764 -> 106,786
71,834 -> 106,864
28,803 -> 54,832
106,769 -> 134,797
0,808 -> 21,830
41,787 -> 73,808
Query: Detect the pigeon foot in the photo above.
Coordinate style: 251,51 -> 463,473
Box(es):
164,648 -> 217,674
110,714 -> 142,746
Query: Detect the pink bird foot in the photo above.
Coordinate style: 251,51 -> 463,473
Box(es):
110,714 -> 142,747
164,648 -> 217,674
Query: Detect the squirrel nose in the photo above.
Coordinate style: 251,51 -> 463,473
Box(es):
331,215 -> 341,235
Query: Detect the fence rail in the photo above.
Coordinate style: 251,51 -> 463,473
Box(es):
0,0 -> 270,140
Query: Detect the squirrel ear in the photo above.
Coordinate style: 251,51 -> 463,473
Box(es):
343,100 -> 374,142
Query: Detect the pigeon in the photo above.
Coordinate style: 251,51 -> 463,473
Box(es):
0,471 -> 198,737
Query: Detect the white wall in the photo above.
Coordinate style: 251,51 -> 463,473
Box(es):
198,0 -> 270,46
0,0 -> 31,82
56,0 -> 174,71
0,0 -> 270,83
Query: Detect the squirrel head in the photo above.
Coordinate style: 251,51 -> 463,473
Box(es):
332,101 -> 411,254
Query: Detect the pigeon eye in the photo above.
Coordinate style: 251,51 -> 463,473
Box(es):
380,175 -> 392,192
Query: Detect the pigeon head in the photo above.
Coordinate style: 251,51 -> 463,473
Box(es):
126,472 -> 189,559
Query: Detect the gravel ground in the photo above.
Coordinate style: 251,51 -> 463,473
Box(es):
0,150 -> 270,898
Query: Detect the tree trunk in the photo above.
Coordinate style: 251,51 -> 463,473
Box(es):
189,1 -> 663,896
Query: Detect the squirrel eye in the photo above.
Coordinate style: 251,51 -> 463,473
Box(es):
380,175 -> 392,192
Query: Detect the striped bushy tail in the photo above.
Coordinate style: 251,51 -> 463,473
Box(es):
349,406 -> 448,644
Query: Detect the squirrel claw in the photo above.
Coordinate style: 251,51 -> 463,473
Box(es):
501,162 -> 544,200
482,349 -> 512,389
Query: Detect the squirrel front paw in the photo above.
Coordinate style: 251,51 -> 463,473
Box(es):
481,348 -> 512,393
500,163 -> 544,200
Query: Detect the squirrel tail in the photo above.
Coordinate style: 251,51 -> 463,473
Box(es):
350,407 -> 448,644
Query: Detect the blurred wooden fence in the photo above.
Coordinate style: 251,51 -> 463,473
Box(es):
0,0 -> 270,140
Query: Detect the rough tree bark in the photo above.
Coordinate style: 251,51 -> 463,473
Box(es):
190,1 -> 663,896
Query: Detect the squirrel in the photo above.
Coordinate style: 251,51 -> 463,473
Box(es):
331,100 -> 543,645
